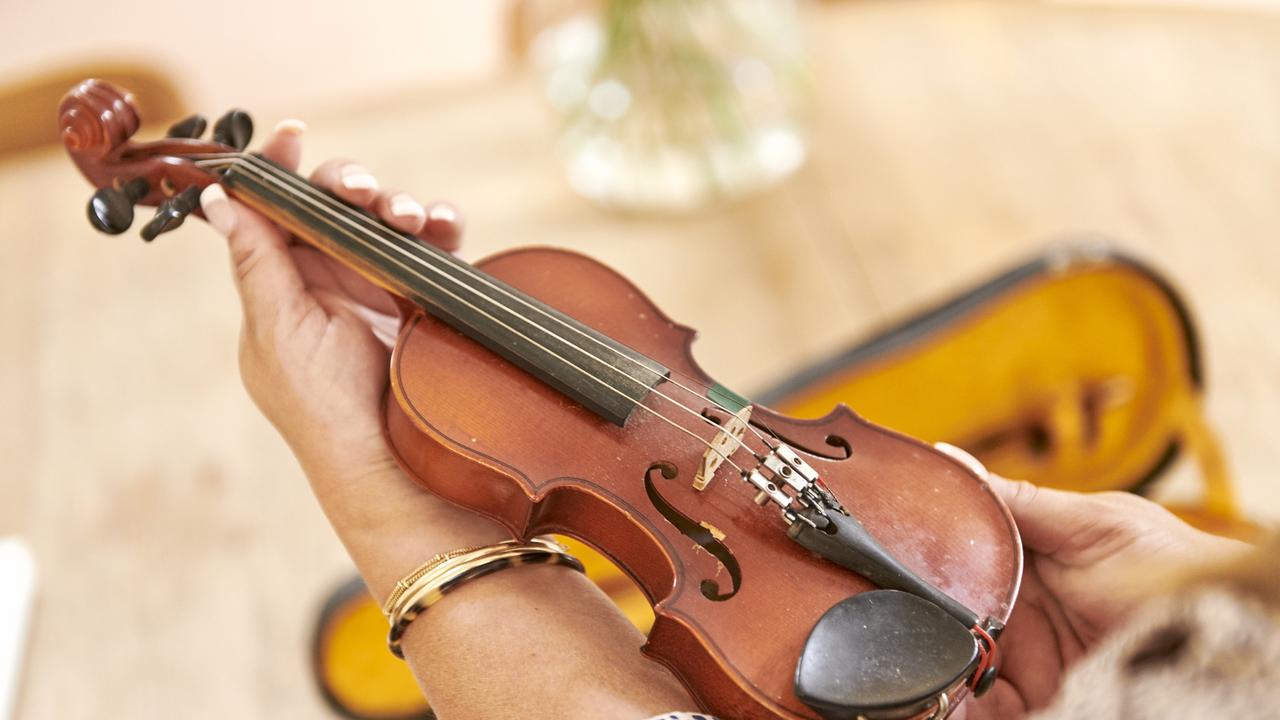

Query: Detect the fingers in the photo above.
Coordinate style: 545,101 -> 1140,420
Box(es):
258,119 -> 306,171
201,184 -> 306,332
375,194 -> 464,252
933,443 -> 1092,558
312,288 -> 401,348
379,191 -> 427,232
422,201 -> 464,252
934,442 -> 989,479
207,144 -> 463,342
310,159 -> 464,252
290,244 -> 400,317
984,474 -> 1104,556
310,158 -> 381,207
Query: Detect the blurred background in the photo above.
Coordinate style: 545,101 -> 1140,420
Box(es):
3,0 -> 1280,718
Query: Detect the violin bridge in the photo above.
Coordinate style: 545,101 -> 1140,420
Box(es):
694,405 -> 752,491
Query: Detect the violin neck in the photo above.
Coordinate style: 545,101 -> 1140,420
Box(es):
218,155 -> 668,427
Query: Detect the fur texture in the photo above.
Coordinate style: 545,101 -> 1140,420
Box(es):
1032,535 -> 1280,719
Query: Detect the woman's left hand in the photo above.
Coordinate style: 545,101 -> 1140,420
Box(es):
200,121 -> 506,599
200,122 -> 697,720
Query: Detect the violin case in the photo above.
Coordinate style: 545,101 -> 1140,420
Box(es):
311,243 -> 1247,720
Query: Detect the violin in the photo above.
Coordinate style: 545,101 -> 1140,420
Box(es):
61,79 -> 1022,720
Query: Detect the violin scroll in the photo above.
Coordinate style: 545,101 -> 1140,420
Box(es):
60,79 -> 249,239
59,80 -> 141,159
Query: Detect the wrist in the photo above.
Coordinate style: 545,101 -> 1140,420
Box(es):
289,421 -> 395,485
347,503 -> 512,603
301,458 -> 512,602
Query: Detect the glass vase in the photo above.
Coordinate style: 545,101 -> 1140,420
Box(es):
533,0 -> 812,213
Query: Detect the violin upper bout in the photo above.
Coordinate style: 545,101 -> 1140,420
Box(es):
475,246 -> 705,375
755,400 -> 864,429
747,402 -> 869,462
59,79 -> 140,159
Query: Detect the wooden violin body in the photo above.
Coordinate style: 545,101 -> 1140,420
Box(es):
60,79 -> 1022,720
386,248 -> 1020,719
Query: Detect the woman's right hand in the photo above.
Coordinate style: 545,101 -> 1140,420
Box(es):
961,477 -> 1249,719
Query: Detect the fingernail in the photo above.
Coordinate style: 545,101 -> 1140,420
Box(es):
200,184 -> 236,236
273,118 -> 307,136
426,202 -> 458,224
341,164 -> 378,192
389,193 -> 426,221
933,442 -> 990,480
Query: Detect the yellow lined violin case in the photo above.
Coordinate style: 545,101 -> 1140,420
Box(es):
312,244 -> 1248,719
758,244 -> 1240,531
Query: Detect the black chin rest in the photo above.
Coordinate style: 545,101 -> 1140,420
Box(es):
795,590 -> 979,720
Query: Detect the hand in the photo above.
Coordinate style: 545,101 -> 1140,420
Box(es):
200,124 -> 698,719
959,476 -> 1249,719
200,122 -> 507,599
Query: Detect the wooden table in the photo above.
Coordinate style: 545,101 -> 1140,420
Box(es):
3,2 -> 1279,717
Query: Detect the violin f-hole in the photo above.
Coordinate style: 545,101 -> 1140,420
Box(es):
644,462 -> 742,602
759,425 -> 852,461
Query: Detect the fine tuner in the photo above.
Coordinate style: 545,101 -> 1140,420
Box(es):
84,108 -> 253,240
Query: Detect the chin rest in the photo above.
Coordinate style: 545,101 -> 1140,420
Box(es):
795,590 -> 979,720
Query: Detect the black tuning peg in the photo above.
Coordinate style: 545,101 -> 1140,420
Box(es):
212,109 -> 253,151
166,114 -> 208,139
140,186 -> 203,241
87,177 -> 150,234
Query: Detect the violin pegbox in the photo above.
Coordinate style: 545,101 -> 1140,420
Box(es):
59,78 -> 250,240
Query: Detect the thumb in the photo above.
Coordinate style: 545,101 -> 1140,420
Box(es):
201,183 -> 306,336
931,443 -> 1112,557
984,473 -> 1107,557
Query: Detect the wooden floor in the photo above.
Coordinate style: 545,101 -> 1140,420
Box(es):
3,2 -> 1280,717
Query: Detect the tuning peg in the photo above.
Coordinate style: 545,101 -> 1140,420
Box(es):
166,114 -> 208,139
87,177 -> 149,234
212,109 -> 253,151
140,186 -> 203,241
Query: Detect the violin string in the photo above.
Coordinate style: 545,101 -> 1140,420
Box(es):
197,152 -> 781,459
216,152 -> 778,459
198,155 -> 794,483
193,147 -> 768,430
212,154 -> 758,477
200,151 -> 788,460
199,153 -> 789,453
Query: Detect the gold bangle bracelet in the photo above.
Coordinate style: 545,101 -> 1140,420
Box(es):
381,541 -> 520,616
382,539 -> 553,623
385,544 -> 531,626
385,537 -> 584,658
